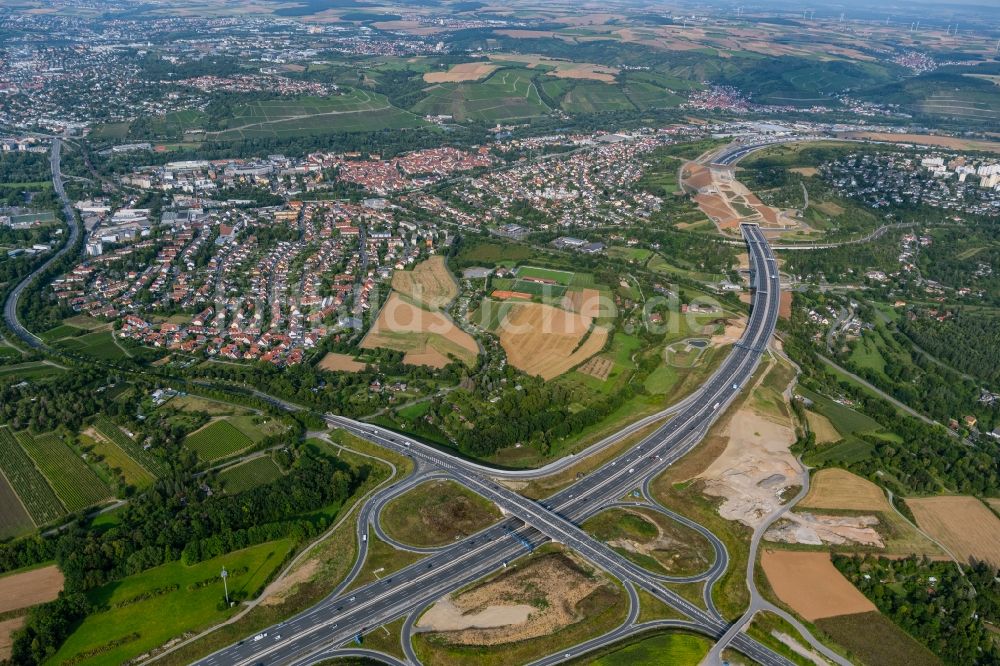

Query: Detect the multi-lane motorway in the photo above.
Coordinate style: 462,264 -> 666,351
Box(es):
193,223 -> 788,666
2,137 -> 80,348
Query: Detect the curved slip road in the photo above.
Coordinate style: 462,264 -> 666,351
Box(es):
192,223 -> 791,666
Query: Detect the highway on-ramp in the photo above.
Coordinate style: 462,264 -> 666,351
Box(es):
193,223 -> 788,666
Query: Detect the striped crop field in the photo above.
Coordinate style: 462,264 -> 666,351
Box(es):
0,426 -> 65,525
17,431 -> 113,512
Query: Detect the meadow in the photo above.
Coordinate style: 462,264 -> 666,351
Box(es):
580,631 -> 712,666
93,415 -> 168,478
82,430 -> 155,489
49,539 -> 296,666
217,457 -> 284,494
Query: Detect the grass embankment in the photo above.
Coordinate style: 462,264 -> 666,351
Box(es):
582,507 -> 715,577
569,630 -> 713,666
380,479 -> 502,548
50,539 -> 297,666
345,530 -> 427,593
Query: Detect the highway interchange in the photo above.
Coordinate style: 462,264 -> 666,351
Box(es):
5,138 -> 815,666
188,219 -> 792,666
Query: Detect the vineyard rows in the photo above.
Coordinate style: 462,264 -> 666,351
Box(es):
0,426 -> 65,525
93,416 -> 168,478
218,457 -> 283,494
185,420 -> 254,462
17,431 -> 113,513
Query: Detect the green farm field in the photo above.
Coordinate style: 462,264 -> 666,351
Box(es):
210,91 -> 425,140
218,456 -> 284,494
560,82 -> 636,114
184,419 -> 255,462
50,539 -> 296,666
412,68 -> 550,123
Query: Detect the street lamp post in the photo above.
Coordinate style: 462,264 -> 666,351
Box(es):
221,566 -> 229,606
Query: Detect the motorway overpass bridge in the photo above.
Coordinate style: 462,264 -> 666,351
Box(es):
191,223 -> 792,666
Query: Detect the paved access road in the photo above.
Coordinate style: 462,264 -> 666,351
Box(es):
193,223 -> 790,666
3,138 -> 81,348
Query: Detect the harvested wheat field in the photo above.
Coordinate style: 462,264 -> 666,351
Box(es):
361,293 -> 478,368
761,550 -> 876,621
907,496 -> 1000,567
799,469 -> 892,511
565,288 -> 611,319
578,356 -> 613,381
317,352 -> 366,373
0,564 -> 64,615
415,552 -> 612,645
805,411 -> 841,444
391,256 -> 458,309
842,132 -> 1000,154
424,62 -> 498,83
496,302 -> 609,380
489,54 -> 619,82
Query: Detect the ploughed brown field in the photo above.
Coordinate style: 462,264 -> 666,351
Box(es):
760,550 -> 876,621
317,352 -> 366,373
0,564 -> 64,615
